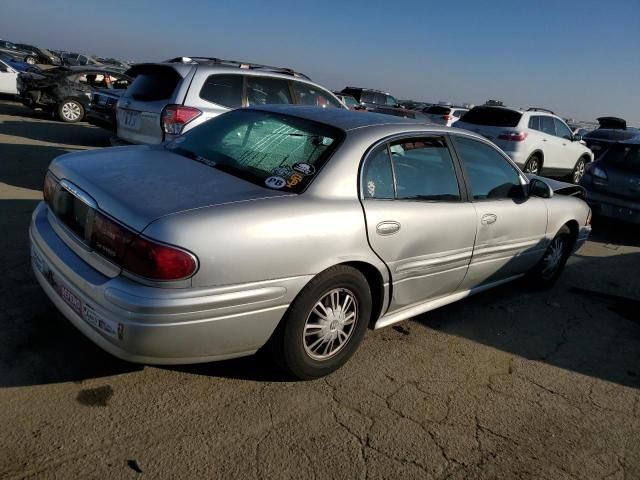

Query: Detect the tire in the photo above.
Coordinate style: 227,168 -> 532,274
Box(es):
270,265 -> 371,379
57,100 -> 84,123
571,157 -> 587,184
25,56 -> 37,65
526,226 -> 573,288
523,155 -> 542,175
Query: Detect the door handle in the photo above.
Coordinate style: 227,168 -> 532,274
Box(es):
376,221 -> 401,235
481,214 -> 497,225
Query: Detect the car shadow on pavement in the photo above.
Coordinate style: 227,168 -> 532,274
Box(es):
412,248 -> 640,390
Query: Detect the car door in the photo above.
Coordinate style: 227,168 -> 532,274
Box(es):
553,118 -> 577,172
0,60 -> 17,94
539,115 -> 563,170
360,136 -> 477,312
451,134 -> 548,288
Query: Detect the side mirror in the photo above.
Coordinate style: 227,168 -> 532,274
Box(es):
573,134 -> 583,142
528,178 -> 553,199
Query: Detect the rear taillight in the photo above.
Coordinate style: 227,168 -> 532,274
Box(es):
89,212 -> 197,280
498,131 -> 528,142
90,212 -> 135,263
161,105 -> 202,135
122,236 -> 197,281
43,171 -> 58,206
442,114 -> 454,121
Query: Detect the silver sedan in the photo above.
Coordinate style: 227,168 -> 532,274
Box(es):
30,106 -> 591,378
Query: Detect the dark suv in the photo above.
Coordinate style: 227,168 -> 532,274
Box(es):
580,125 -> 640,224
339,86 -> 423,119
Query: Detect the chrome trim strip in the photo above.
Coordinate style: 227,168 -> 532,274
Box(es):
59,179 -> 98,209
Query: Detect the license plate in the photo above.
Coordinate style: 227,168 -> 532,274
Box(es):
121,109 -> 141,130
31,245 -> 118,338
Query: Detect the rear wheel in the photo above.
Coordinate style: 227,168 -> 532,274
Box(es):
58,100 -> 84,123
571,157 -> 587,184
523,155 -> 542,175
527,226 -> 573,288
270,265 -> 371,379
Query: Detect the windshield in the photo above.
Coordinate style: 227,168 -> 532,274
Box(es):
166,109 -> 344,193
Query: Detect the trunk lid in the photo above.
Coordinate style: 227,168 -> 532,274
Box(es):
116,63 -> 193,145
48,145 -> 291,232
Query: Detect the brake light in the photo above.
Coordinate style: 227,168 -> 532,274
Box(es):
442,115 -> 454,121
498,131 -> 528,142
90,212 -> 135,263
122,236 -> 197,281
161,105 -> 202,135
89,212 -> 197,281
43,171 -> 58,206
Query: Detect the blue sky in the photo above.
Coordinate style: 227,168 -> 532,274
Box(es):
2,0 -> 639,123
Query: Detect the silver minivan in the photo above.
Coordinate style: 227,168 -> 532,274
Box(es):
116,57 -> 345,144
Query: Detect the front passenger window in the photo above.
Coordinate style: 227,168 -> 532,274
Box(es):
453,136 -> 523,200
553,118 -> 573,140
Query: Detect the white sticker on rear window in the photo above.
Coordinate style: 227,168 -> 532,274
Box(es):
265,176 -> 286,189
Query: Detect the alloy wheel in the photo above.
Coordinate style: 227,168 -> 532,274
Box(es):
573,160 -> 586,184
61,102 -> 81,121
303,288 -> 358,361
525,158 -> 540,175
541,237 -> 566,279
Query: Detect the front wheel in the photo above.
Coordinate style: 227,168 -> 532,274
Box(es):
270,265 -> 371,379
57,99 -> 84,123
571,158 -> 587,184
526,226 -> 573,288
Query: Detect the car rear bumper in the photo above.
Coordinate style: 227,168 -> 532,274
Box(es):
585,189 -> 640,223
30,202 -> 308,364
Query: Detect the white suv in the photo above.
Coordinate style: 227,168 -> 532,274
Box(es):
455,106 -> 594,183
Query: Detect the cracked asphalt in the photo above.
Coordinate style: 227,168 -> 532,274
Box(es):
1,96 -> 639,479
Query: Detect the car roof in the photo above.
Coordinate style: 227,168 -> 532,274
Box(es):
248,105 -> 454,132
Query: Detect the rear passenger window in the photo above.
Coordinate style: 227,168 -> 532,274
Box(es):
374,93 -> 387,105
540,116 -> 556,136
292,82 -> 342,108
200,74 -> 243,108
453,136 -> 523,200
528,116 -> 540,131
361,91 -> 374,103
390,137 -> 461,201
246,76 -> 292,106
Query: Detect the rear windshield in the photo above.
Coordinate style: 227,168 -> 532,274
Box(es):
459,107 -> 522,127
425,106 -> 451,115
126,66 -> 181,101
601,144 -> 640,174
166,109 -> 344,193
584,129 -> 639,142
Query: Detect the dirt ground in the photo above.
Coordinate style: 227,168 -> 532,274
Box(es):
1,96 -> 639,479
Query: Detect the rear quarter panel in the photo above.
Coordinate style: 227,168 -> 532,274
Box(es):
141,195 -> 389,289
546,194 -> 590,238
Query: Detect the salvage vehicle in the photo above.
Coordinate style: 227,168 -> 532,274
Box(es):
18,66 -> 132,122
86,89 -> 123,131
0,52 -> 40,73
333,92 -> 361,110
582,117 -> 640,159
116,56 -> 344,145
0,59 -> 19,95
13,43 -> 62,65
580,130 -> 640,224
339,86 -> 419,119
455,106 -> 594,183
30,106 -> 591,379
0,39 -> 38,65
